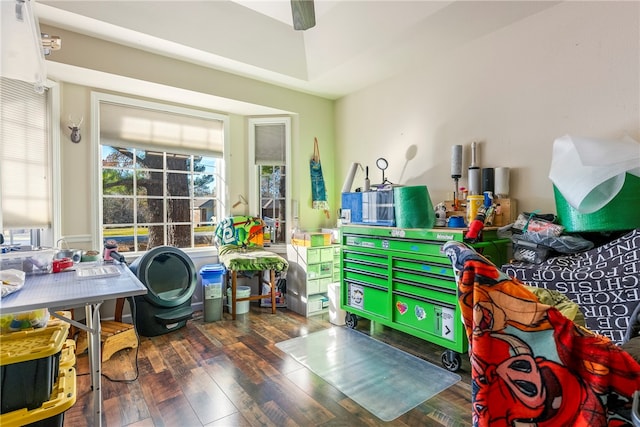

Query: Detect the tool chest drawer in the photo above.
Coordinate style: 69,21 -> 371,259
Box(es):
340,224 -> 510,371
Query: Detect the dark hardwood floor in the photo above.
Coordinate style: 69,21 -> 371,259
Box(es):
65,305 -> 472,426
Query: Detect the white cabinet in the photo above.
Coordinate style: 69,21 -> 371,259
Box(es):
286,244 -> 340,316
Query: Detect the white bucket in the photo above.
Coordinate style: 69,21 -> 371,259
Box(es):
328,282 -> 346,325
226,285 -> 251,314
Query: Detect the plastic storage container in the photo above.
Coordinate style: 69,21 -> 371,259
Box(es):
308,294 -> 329,314
0,323 -> 69,413
0,249 -> 56,274
200,264 -> 225,322
328,282 -> 346,325
226,285 -> 251,315
0,365 -> 76,427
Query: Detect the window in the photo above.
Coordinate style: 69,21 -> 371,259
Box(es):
248,117 -> 291,245
0,77 -> 59,249
95,93 -> 228,253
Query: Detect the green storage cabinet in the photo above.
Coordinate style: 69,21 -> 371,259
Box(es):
340,224 -> 509,372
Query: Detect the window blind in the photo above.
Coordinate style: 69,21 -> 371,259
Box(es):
255,123 -> 286,165
0,77 -> 51,228
100,102 -> 224,158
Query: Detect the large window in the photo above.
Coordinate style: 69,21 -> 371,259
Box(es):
248,117 -> 291,245
95,93 -> 228,253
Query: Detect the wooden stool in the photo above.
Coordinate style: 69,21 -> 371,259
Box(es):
76,298 -> 138,362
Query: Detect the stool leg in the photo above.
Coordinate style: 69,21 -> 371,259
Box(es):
270,269 -> 276,314
231,270 -> 237,320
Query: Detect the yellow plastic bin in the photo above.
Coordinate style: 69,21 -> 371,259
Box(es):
0,323 -> 69,414
0,366 -> 76,427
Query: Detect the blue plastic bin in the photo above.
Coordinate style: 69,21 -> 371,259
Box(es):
200,264 -> 225,322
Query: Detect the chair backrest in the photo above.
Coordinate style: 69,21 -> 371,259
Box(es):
215,216 -> 265,248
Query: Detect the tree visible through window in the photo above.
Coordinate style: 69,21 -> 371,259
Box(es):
101,145 -> 219,252
260,165 -> 286,244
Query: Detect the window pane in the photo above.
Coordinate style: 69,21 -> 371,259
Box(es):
139,170 -> 164,196
103,169 -> 133,195
195,156 -> 215,175
135,149 -> 163,170
134,226 -> 149,252
194,223 -> 215,247
260,174 -> 271,198
102,146 -> 134,168
103,227 -> 133,252
192,174 -> 215,197
137,197 -> 163,223
167,172 -> 191,197
167,198 -> 191,223
166,153 -> 190,171
103,198 -> 133,224
167,224 -> 191,248
194,198 -> 216,224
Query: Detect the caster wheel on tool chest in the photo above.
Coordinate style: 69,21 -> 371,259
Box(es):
345,312 -> 358,329
441,350 -> 462,372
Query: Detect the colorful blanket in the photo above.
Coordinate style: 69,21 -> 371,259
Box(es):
444,241 -> 640,427
218,245 -> 288,273
215,216 -> 265,248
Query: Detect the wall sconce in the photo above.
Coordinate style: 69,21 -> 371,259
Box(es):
67,115 -> 83,143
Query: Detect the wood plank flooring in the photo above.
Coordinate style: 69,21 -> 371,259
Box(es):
65,305 -> 472,426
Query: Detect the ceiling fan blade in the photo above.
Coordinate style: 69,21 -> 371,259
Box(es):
291,0 -> 315,31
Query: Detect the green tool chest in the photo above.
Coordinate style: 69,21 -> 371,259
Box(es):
340,224 -> 509,371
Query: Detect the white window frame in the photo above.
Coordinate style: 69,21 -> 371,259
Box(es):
91,92 -> 230,254
247,117 -> 291,246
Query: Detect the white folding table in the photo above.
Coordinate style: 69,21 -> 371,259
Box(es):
0,263 -> 147,427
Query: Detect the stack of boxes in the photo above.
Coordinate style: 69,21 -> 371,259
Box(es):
0,313 -> 76,427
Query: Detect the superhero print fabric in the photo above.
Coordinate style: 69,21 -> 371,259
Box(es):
444,241 -> 640,427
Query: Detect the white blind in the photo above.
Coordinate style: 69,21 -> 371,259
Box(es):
255,123 -> 286,165
100,102 -> 225,158
0,77 -> 51,228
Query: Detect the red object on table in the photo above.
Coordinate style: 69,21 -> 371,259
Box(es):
52,257 -> 74,273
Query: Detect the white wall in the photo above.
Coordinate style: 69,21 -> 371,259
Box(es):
335,1 -> 639,215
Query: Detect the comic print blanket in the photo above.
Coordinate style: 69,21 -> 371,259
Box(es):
444,241 -> 640,427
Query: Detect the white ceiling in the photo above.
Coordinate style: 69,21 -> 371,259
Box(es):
33,0 -> 560,100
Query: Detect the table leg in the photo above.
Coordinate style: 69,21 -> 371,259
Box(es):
231,270 -> 237,320
270,270 -> 276,314
85,303 -> 103,427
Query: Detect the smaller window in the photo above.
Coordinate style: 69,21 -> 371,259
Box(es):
248,118 -> 291,245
